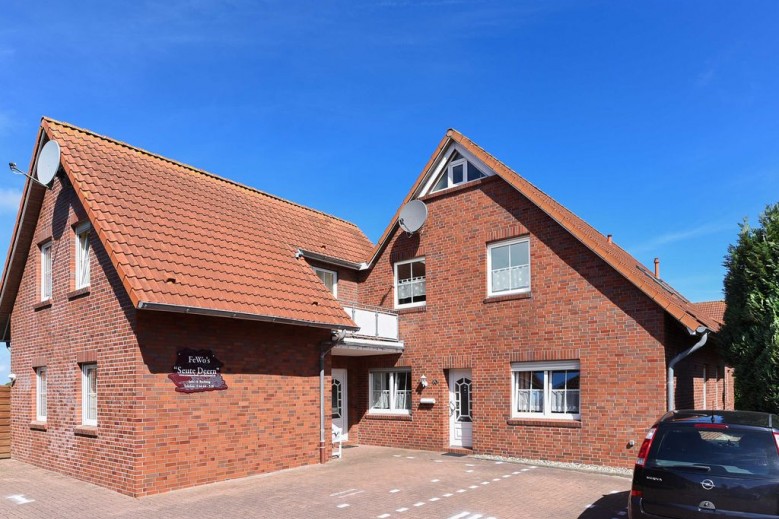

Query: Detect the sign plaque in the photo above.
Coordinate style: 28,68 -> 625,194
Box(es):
168,348 -> 228,393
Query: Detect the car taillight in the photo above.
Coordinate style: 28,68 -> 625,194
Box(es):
630,489 -> 643,497
773,432 -> 779,455
635,427 -> 656,467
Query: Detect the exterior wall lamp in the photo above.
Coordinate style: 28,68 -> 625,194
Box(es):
419,375 -> 428,388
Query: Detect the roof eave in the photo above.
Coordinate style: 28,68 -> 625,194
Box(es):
0,123 -> 49,341
136,301 -> 359,331
296,249 -> 369,271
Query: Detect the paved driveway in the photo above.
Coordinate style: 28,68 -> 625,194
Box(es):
0,446 -> 631,518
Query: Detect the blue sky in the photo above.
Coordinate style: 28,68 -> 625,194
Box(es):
1,1 -> 778,381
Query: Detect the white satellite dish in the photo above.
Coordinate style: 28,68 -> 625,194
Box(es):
35,140 -> 61,186
398,199 -> 428,234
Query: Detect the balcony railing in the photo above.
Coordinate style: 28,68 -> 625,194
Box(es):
342,302 -> 399,341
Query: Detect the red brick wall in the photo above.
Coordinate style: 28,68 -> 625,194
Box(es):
9,176 -> 142,495
10,177 -> 335,496
346,175 -> 687,468
134,312 -> 331,496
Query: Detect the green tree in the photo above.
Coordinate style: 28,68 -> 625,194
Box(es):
720,203 -> 779,412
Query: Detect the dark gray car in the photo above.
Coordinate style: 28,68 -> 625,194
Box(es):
629,410 -> 779,518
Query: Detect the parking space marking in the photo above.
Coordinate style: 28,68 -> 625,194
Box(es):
430,497 -> 441,501
331,488 -> 364,498
378,514 -> 391,518
396,507 -> 409,512
337,503 -> 350,508
414,501 -> 425,507
390,489 -> 401,493
431,478 -> 440,482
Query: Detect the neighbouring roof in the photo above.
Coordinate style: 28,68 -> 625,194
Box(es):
694,301 -> 726,327
0,118 -> 375,335
369,129 -> 721,333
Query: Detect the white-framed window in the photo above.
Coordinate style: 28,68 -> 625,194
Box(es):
511,360 -> 580,420
313,267 -> 338,298
488,237 -> 530,296
36,367 -> 47,422
75,223 -> 91,289
394,257 -> 426,308
40,242 -> 52,301
81,363 -> 97,426
369,370 -> 412,414
432,151 -> 487,192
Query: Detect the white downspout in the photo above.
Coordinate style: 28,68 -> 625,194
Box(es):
667,327 -> 709,411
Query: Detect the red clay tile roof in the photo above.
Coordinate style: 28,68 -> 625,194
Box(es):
369,129 -> 721,333
37,118 -> 372,329
694,301 -> 726,327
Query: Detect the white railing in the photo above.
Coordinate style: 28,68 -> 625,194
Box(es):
342,302 -> 399,341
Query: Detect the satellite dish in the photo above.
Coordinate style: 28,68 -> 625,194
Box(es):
35,140 -> 60,186
398,199 -> 428,234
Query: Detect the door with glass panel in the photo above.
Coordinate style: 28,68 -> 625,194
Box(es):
331,369 -> 348,440
449,369 -> 473,448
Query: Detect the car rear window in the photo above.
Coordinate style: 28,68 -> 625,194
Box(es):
648,427 -> 779,476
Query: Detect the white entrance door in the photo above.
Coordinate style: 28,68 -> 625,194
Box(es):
332,369 -> 348,441
449,369 -> 473,448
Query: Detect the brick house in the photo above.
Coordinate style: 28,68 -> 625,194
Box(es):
0,118 -> 732,495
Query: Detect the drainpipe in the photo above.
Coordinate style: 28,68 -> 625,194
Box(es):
320,330 -> 346,463
667,327 -> 709,411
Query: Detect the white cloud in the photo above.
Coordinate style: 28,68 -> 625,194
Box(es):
628,222 -> 733,254
0,188 -> 22,214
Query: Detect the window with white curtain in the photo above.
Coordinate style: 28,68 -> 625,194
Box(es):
511,360 -> 580,419
75,223 -> 91,289
36,367 -> 47,422
488,237 -> 530,296
81,363 -> 97,426
40,242 -> 52,301
369,370 -> 411,414
394,258 -> 425,308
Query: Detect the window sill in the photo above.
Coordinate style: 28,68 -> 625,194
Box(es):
396,305 -> 426,315
29,421 -> 47,431
484,292 -> 531,304
67,287 -> 90,300
74,425 -> 98,437
33,300 -> 52,311
507,418 -> 582,428
366,413 -> 412,421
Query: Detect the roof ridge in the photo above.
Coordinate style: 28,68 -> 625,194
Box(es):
41,117 -> 369,235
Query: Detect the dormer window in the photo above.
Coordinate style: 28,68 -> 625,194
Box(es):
313,267 -> 338,298
432,151 -> 487,192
